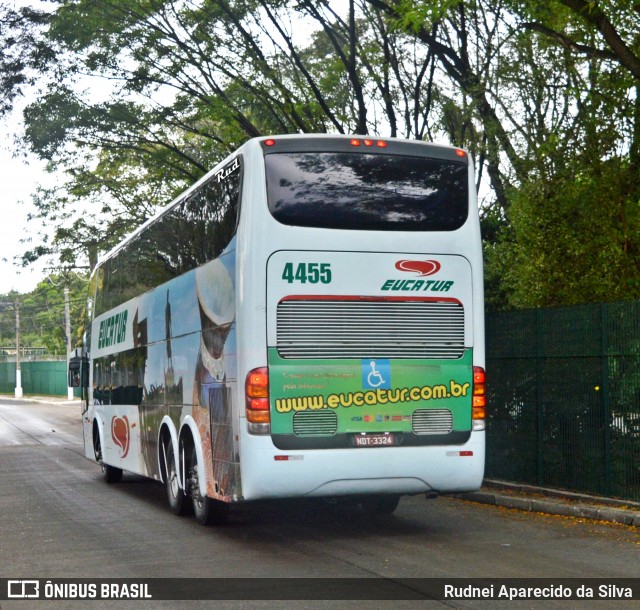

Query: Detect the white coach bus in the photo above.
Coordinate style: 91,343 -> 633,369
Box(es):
70,134 -> 486,525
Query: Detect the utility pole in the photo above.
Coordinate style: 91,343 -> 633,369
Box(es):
15,298 -> 22,398
64,287 -> 73,400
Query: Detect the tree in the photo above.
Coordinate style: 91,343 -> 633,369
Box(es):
10,0 -> 455,271
526,1 -> 640,80
0,273 -> 87,356
513,0 -> 640,162
367,0 -> 640,308
0,2 -> 53,116
364,0 -> 527,214
491,0 -> 640,307
5,0 -> 640,310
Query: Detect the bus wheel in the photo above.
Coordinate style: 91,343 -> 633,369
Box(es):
94,430 -> 122,483
164,439 -> 189,516
360,495 -> 400,515
101,463 -> 123,484
189,447 -> 229,526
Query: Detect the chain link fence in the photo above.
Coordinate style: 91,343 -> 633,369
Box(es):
486,302 -> 640,501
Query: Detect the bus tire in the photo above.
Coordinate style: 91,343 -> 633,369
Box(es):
165,439 -> 189,516
361,494 -> 400,514
190,446 -> 229,526
102,463 -> 123,484
94,427 -> 123,483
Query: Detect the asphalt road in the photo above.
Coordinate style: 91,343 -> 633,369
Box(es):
0,398 -> 638,610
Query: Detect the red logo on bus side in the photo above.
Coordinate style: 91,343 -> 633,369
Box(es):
395,259 -> 441,277
111,415 -> 130,458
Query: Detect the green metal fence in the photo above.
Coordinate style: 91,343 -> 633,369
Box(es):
0,361 -> 70,396
486,301 -> 640,502
1,304 -> 639,500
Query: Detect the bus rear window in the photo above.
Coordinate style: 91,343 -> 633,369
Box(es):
265,152 -> 468,231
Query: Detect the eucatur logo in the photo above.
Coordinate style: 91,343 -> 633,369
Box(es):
395,259 -> 441,276
111,416 -> 130,458
381,259 -> 454,292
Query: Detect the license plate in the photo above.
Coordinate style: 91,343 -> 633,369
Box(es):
353,433 -> 396,447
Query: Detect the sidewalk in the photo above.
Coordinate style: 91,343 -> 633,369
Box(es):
458,479 -> 640,527
0,393 -> 80,406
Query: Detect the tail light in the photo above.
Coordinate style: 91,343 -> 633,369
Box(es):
472,366 -> 486,431
350,138 -> 387,148
263,137 -> 388,148
246,367 -> 270,434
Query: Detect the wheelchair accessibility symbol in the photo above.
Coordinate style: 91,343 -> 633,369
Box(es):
362,359 -> 391,389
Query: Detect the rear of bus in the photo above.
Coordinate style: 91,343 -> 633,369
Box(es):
238,135 -> 485,502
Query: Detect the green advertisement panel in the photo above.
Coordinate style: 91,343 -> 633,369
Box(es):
268,349 -> 473,449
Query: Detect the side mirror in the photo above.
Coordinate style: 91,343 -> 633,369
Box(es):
68,348 -> 89,388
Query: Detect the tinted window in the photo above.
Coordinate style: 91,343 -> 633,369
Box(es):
95,156 -> 242,316
265,152 -> 468,231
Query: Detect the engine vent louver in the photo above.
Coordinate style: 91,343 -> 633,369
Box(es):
412,409 -> 453,435
292,411 -> 338,437
277,298 -> 464,359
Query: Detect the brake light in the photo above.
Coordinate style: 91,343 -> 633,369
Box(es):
245,367 -> 270,424
263,138 -> 276,147
472,366 -> 486,422
455,148 -> 466,157
350,138 -> 387,148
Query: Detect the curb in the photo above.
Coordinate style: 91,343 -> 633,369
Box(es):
457,490 -> 640,527
0,395 -> 80,406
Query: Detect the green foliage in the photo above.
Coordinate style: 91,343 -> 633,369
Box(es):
11,0 -> 463,276
0,3 -> 53,116
478,0 -> 640,308
481,204 -> 513,311
4,0 -> 640,312
499,158 -> 640,307
393,0 -> 462,32
0,273 -> 88,356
